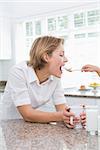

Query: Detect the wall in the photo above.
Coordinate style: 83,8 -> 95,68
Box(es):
0,5 -> 16,80
0,20 -> 16,80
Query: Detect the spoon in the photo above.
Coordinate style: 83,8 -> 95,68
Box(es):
63,66 -> 81,72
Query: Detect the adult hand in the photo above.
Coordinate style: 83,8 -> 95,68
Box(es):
81,64 -> 99,73
80,112 -> 86,128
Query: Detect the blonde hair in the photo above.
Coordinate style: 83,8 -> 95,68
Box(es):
28,36 -> 64,70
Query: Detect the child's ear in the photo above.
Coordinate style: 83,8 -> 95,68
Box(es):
43,53 -> 49,62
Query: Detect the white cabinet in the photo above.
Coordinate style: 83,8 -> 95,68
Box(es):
0,17 -> 12,59
65,96 -> 98,106
65,96 -> 100,115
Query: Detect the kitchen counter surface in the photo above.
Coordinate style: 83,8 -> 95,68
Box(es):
0,119 -> 99,150
64,87 -> 100,98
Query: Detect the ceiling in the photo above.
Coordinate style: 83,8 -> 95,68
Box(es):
0,1 -> 99,18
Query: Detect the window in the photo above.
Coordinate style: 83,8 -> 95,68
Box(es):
58,15 -> 68,30
48,18 -> 56,32
88,32 -> 100,38
74,33 -> 86,39
25,38 -> 33,49
35,20 -> 41,35
25,22 -> 33,36
87,9 -> 100,25
74,12 -> 85,27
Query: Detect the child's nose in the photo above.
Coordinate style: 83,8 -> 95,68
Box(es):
63,56 -> 68,63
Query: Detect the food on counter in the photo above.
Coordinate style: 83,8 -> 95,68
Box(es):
89,82 -> 100,87
80,85 -> 86,90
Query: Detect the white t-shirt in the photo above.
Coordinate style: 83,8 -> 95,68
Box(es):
2,61 -> 66,119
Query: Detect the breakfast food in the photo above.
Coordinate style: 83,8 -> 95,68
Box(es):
89,82 -> 100,87
80,85 -> 86,90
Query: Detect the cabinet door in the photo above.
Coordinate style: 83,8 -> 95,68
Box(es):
96,99 -> 100,115
66,96 -> 96,106
0,17 -> 11,59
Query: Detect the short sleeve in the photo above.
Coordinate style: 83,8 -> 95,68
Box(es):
7,66 -> 31,107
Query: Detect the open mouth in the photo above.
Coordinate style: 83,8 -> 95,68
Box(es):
60,66 -> 63,73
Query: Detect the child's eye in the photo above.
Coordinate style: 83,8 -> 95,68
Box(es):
60,55 -> 63,57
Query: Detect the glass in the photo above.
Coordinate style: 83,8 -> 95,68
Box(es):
70,105 -> 84,129
89,82 -> 100,94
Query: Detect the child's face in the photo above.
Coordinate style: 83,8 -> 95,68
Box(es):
47,43 -> 68,78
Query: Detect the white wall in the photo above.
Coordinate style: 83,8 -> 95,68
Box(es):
0,1 -> 98,18
0,18 -> 16,80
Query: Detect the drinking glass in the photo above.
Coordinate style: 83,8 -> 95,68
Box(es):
70,105 -> 84,129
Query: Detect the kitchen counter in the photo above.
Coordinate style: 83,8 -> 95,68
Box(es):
0,119 -> 99,150
64,87 -> 100,98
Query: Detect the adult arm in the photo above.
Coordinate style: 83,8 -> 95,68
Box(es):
81,64 -> 100,76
